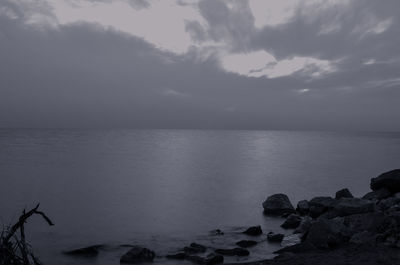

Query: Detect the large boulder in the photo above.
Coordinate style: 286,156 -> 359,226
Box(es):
362,188 -> 391,201
281,214 -> 302,229
267,232 -> 284,243
236,240 -> 257,248
262,194 -> 295,215
370,169 -> 400,193
304,218 -> 349,249
120,246 -> 155,264
335,188 -> 353,199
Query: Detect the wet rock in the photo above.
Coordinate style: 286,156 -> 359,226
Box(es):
296,200 -> 310,215
305,218 -> 349,249
267,232 -> 284,243
236,240 -> 257,248
243,225 -> 262,236
204,253 -> 224,264
343,212 -> 391,235
370,169 -> 400,193
330,198 -> 375,217
209,229 -> 224,236
120,246 -> 155,264
281,214 -> 302,229
184,243 -> 207,254
308,197 -> 337,218
262,194 -> 295,215
362,188 -> 391,201
275,241 -> 316,254
377,197 -> 400,212
166,252 -> 186,260
215,248 -> 249,256
63,245 -> 103,257
294,216 -> 313,236
335,188 -> 353,199
281,234 -> 302,247
349,231 -> 378,245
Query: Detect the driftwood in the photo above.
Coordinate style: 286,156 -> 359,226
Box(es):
0,204 -> 54,265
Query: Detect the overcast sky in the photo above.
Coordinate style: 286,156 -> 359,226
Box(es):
1,0 -> 399,131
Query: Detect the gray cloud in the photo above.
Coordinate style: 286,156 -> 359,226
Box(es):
0,0 -> 399,131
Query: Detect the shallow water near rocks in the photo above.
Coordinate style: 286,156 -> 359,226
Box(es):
1,129 -> 399,264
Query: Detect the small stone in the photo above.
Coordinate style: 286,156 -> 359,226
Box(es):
267,232 -> 284,243
243,225 -> 262,236
236,240 -> 257,248
215,248 -> 249,256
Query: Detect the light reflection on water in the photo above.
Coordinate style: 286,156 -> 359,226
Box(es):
0,129 -> 399,264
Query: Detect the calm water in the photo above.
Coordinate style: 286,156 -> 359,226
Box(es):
0,129 -> 399,264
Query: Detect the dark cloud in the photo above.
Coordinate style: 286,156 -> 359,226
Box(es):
0,0 -> 399,131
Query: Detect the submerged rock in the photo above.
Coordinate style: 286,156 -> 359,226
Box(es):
243,225 -> 263,236
186,254 -> 223,265
215,248 -> 249,256
236,240 -> 257,248
263,194 -> 295,215
267,232 -> 284,243
63,245 -> 103,257
183,243 -> 207,254
281,214 -> 302,229
371,169 -> 400,193
166,252 -> 186,260
335,188 -> 353,199
120,246 -> 155,264
209,229 -> 224,236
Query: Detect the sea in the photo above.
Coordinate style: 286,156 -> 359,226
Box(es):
0,129 -> 399,264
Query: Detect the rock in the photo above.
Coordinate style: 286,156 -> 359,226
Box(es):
304,218 -> 349,249
343,212 -> 391,235
120,246 -> 155,264
63,245 -> 102,257
370,169 -> 400,193
166,252 -> 186,260
267,232 -> 284,243
204,253 -> 224,265
209,229 -> 224,236
183,243 -> 207,254
294,216 -> 313,236
281,234 -> 302,247
330,198 -> 375,217
274,241 -> 316,254
186,254 -> 223,265
362,188 -> 391,201
235,240 -> 257,248
377,197 -> 400,212
308,197 -> 337,218
349,231 -> 378,245
262,194 -> 295,215
215,248 -> 249,256
281,214 -> 302,229
335,188 -> 353,199
243,225 -> 262,236
296,200 -> 310,215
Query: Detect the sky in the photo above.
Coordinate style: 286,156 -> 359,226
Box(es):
0,0 -> 399,131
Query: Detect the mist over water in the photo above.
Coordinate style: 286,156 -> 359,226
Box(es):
1,129 -> 399,264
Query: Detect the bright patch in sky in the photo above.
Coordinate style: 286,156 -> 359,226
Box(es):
221,51 -> 335,79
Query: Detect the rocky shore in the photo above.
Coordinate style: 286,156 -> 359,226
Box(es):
64,169 -> 400,264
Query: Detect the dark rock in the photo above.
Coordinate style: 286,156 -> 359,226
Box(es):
362,188 -> 391,201
308,197 -> 337,217
305,218 -> 349,249
183,243 -> 207,254
377,197 -> 400,212
281,214 -> 302,229
262,194 -> 295,215
205,253 -> 224,265
329,198 -> 375,217
294,216 -> 313,237
370,169 -> 400,193
296,200 -> 310,215
267,232 -> 284,243
210,229 -> 224,236
274,241 -> 316,254
349,231 -> 378,245
236,240 -> 257,248
120,246 -> 155,264
186,254 -> 223,265
63,245 -> 103,257
343,212 -> 391,235
335,188 -> 353,199
166,252 -> 186,260
281,234 -> 302,247
215,248 -> 249,256
243,225 -> 262,236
